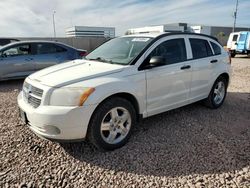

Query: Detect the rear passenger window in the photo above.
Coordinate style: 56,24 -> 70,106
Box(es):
210,42 -> 221,55
150,38 -> 187,64
189,39 -> 213,59
36,43 -> 66,54
36,43 -> 56,54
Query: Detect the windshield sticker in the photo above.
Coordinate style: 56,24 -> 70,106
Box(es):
132,38 -> 150,42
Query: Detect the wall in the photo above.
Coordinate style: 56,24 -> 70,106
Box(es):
16,37 -> 111,52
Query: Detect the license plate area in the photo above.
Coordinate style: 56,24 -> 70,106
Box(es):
19,108 -> 28,124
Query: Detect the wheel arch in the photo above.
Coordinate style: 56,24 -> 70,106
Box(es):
217,72 -> 230,87
90,92 -> 141,123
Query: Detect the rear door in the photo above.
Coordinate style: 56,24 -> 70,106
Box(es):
187,37 -> 217,101
33,43 -> 68,70
0,43 -> 35,79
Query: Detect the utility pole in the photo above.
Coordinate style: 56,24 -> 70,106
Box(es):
52,11 -> 56,38
233,0 -> 239,32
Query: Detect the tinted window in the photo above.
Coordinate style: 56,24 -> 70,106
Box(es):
149,38 -> 187,64
189,39 -> 213,59
210,42 -> 221,55
232,34 -> 238,41
55,45 -> 67,52
1,44 -> 31,57
36,43 -> 66,54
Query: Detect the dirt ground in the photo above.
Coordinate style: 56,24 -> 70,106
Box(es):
0,56 -> 249,188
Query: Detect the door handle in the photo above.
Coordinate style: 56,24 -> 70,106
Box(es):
180,65 -> 191,70
210,60 -> 218,63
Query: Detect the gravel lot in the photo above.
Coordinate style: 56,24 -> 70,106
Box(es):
0,56 -> 250,188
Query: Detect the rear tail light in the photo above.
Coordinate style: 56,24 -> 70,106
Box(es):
79,51 -> 87,57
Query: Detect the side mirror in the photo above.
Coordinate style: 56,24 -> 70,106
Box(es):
149,56 -> 166,67
235,43 -> 238,45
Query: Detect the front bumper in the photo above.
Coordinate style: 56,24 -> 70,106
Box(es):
17,92 -> 98,141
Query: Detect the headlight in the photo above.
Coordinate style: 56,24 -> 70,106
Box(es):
49,87 -> 95,106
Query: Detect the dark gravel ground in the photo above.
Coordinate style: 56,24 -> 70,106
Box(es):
0,56 -> 249,188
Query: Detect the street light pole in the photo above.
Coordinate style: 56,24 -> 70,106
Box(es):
52,11 -> 56,38
233,0 -> 239,32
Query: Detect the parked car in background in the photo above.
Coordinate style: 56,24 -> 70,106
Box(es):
18,33 -> 231,151
227,31 -> 250,57
0,41 -> 87,80
0,38 -> 19,47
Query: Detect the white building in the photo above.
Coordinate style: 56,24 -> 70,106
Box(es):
190,25 -> 212,35
126,23 -> 188,35
66,26 -> 115,38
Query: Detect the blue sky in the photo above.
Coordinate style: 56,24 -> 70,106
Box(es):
0,0 -> 249,37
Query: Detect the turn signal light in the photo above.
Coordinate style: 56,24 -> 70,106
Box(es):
78,88 -> 95,106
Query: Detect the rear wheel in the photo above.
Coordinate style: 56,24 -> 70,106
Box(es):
87,97 -> 136,151
204,77 -> 228,109
230,51 -> 236,58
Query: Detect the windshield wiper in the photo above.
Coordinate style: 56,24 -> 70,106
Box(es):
87,57 -> 126,65
88,57 -> 116,64
88,57 -> 108,62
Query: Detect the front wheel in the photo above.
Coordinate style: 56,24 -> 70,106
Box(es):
87,97 -> 136,151
204,77 -> 228,109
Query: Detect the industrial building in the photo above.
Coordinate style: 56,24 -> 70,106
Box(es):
66,26 -> 115,38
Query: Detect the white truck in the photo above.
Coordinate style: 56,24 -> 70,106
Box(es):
227,31 -> 250,57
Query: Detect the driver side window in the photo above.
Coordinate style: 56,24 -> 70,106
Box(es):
148,38 -> 187,65
1,44 -> 31,58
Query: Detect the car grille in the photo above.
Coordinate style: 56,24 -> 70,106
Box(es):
23,82 -> 43,108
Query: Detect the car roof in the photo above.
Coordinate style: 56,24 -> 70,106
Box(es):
0,40 -> 77,50
123,32 -> 218,41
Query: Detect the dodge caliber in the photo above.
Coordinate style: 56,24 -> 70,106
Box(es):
18,33 -> 231,150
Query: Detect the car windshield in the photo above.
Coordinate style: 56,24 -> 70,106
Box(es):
85,37 -> 153,65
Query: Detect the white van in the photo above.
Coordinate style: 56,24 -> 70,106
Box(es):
227,31 -> 250,57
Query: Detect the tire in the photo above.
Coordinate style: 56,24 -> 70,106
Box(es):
87,97 -> 136,151
204,77 -> 228,109
230,51 -> 236,58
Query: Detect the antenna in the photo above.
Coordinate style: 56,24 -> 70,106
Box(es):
233,0 -> 239,32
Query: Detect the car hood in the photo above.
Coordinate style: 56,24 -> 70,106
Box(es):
29,59 -> 125,87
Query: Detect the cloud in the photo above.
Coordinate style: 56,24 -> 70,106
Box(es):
0,0 -> 249,37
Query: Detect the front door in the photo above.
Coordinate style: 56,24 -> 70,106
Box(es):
143,37 -> 192,116
0,43 -> 35,79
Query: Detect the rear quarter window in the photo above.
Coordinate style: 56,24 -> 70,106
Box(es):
189,38 -> 213,59
210,42 -> 222,55
55,45 -> 67,52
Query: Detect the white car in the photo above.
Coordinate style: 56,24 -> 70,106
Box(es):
18,33 -> 231,150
